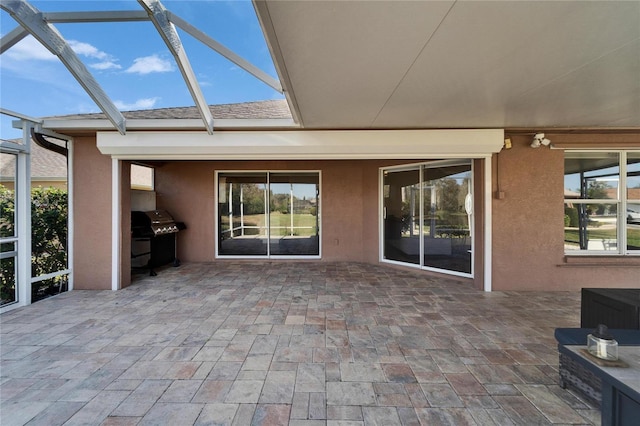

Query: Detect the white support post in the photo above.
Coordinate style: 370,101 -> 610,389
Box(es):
484,155 -> 492,292
16,123 -> 32,306
240,185 -> 245,237
619,153 -> 627,255
67,138 -> 74,290
229,184 -> 233,238
264,184 -> 269,239
290,184 -> 294,236
111,158 -> 121,291
419,167 -> 424,263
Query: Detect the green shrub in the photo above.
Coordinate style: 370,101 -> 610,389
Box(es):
1,186 -> 68,304
0,186 -> 16,304
564,206 -> 579,227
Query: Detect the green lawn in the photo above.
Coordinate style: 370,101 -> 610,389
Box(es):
222,212 -> 318,237
269,212 -> 318,236
565,227 -> 640,249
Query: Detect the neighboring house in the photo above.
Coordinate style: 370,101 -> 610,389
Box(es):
2,2 -> 639,312
0,138 -> 156,191
0,139 -> 67,190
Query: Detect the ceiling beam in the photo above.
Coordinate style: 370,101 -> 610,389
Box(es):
252,0 -> 303,127
167,11 -> 282,93
42,118 -> 298,132
138,0 -> 214,134
1,0 -> 127,134
1,107 -> 42,123
41,10 -> 150,23
35,8 -> 281,97
0,25 -> 29,54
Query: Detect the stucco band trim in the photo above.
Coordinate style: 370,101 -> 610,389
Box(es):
97,129 -> 505,160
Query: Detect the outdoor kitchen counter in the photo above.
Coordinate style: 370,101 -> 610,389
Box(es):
562,345 -> 640,426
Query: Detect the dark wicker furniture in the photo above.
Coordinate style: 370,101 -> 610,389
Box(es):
555,328 -> 640,408
581,288 -> 640,330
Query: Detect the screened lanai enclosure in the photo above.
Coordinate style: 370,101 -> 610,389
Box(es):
0,0 -> 287,311
0,122 -> 71,309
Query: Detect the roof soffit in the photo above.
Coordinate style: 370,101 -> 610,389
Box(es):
256,0 -> 640,130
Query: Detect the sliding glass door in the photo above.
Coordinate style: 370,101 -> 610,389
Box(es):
269,173 -> 320,256
422,163 -> 472,274
218,172 -> 268,256
217,171 -> 320,258
383,168 -> 420,265
382,160 -> 473,277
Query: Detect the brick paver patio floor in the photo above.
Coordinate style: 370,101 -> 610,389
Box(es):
1,262 -> 599,425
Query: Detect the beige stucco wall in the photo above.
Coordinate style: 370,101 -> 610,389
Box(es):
153,160 -> 395,264
71,132 -> 638,292
153,159 -> 484,288
491,134 -> 640,291
72,136 -> 112,290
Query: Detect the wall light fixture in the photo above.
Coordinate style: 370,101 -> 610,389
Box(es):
531,133 -> 551,148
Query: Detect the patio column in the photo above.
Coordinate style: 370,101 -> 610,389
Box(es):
484,155 -> 492,292
112,158 -> 121,291
16,123 -> 32,306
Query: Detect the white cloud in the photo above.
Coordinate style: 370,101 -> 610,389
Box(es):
68,40 -> 121,70
125,55 -> 174,75
90,61 -> 121,71
4,36 -> 122,72
114,97 -> 160,110
68,40 -> 108,60
4,36 -> 57,61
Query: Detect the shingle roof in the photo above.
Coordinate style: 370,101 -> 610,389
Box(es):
0,139 -> 67,180
55,99 -> 291,120
2,100 -> 291,181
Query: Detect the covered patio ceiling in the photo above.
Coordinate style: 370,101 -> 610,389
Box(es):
255,0 -> 640,130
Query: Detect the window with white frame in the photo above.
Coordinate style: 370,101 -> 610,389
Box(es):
564,151 -> 640,255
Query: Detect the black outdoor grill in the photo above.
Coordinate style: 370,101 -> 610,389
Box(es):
131,210 -> 185,276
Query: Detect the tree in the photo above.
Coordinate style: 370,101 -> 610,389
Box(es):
586,181 -> 612,215
437,178 -> 461,213
0,186 -> 68,305
31,187 -> 68,278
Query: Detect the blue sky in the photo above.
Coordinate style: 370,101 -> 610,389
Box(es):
1,0 -> 283,139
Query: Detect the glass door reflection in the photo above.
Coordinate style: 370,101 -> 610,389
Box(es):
269,173 -> 320,256
218,172 -> 268,256
218,172 -> 320,257
383,168 -> 420,265
382,161 -> 473,276
422,164 -> 472,275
